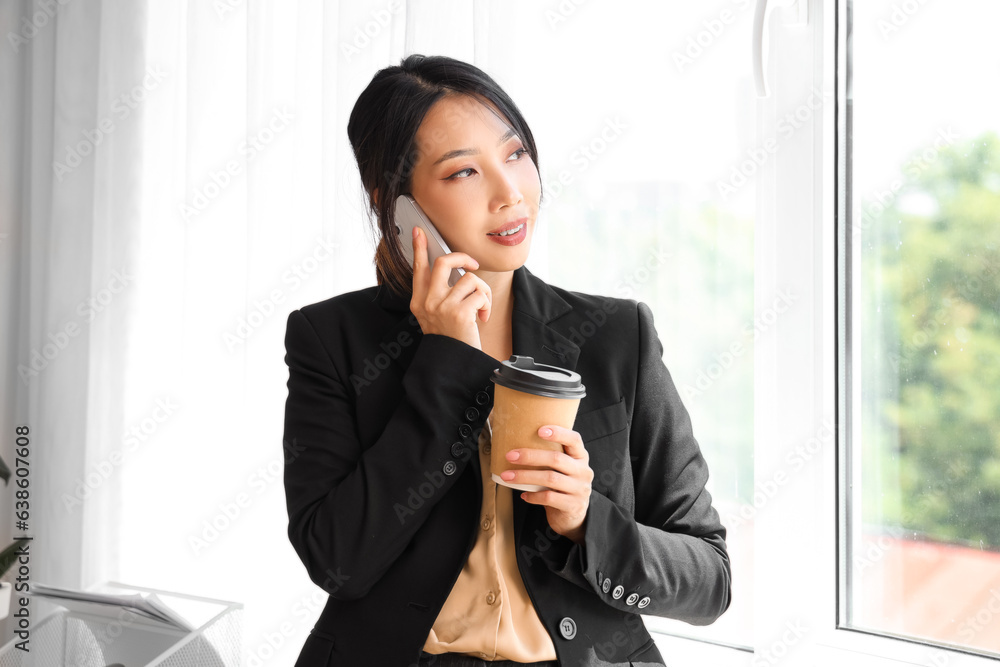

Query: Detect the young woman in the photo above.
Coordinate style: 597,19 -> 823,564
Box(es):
282,54 -> 731,667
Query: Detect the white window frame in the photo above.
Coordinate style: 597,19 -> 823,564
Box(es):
650,1 -> 1000,665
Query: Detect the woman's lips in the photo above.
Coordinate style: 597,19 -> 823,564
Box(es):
486,222 -> 526,246
487,217 -> 527,235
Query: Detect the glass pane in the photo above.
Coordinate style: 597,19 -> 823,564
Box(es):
847,0 -> 1000,655
495,0 -> 755,648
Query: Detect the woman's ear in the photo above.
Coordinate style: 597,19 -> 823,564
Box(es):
372,187 -> 379,209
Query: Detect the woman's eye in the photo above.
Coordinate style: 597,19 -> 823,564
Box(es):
446,147 -> 529,180
508,147 -> 529,161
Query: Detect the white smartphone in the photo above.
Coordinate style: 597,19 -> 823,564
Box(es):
394,194 -> 466,287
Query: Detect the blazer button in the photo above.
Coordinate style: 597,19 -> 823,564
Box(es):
626,593 -> 639,606
475,391 -> 489,405
602,579 -> 611,594
458,424 -> 473,438
442,461 -> 457,476
612,585 -> 624,600
464,407 -> 479,421
637,596 -> 651,609
450,442 -> 464,458
559,617 -> 577,640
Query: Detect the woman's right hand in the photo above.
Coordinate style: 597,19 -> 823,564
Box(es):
409,226 -> 492,351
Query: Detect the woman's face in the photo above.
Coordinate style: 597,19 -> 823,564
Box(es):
408,94 -> 540,274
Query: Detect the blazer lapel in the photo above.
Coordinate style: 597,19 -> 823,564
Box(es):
373,264 -> 582,550
503,266 -> 583,557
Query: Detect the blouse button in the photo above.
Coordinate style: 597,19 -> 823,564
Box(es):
442,461 -> 457,476
486,591 -> 497,605
458,423 -> 473,438
482,517 -> 491,531
451,442 -> 464,458
464,407 -> 479,421
475,391 -> 490,405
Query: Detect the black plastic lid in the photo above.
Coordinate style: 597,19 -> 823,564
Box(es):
490,355 -> 586,399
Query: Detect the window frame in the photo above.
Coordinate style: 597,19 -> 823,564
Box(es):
649,1 -> 1000,665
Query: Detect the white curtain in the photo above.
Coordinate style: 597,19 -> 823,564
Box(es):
1,0 -> 148,626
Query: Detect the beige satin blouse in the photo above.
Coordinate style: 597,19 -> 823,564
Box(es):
422,411 -> 558,661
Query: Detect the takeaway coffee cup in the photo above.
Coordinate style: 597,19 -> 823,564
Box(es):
489,355 -> 586,492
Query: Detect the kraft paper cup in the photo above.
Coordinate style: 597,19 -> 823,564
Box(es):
489,355 -> 586,492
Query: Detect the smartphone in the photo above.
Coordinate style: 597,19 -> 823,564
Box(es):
394,194 -> 466,287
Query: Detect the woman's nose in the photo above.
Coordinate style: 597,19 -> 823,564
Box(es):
491,171 -> 523,210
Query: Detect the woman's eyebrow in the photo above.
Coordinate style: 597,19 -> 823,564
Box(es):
431,128 -> 518,166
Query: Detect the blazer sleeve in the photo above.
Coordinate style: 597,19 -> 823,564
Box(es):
282,308 -> 498,601
538,301 -> 732,625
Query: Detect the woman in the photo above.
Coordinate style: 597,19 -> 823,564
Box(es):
282,54 -> 731,667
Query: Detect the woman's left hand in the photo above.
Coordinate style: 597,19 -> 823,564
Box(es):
500,425 -> 594,545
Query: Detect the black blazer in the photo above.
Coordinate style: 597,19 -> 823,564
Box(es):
282,264 -> 731,667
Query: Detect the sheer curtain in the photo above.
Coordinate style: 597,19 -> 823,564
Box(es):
1,0 -> 148,634
3,0 -> 753,660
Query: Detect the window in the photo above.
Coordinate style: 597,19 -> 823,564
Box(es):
842,0 -> 1000,656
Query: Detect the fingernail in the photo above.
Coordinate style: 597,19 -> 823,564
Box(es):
501,471 -> 515,480
540,428 -> 552,437
413,227 -> 419,239
507,451 -> 519,461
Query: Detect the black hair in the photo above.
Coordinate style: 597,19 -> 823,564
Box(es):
346,54 -> 542,299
